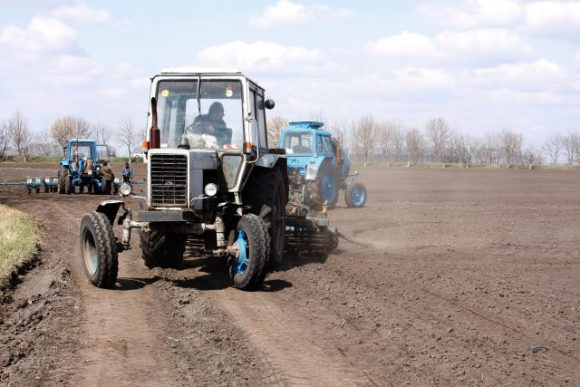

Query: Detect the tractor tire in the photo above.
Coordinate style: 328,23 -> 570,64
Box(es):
345,182 -> 367,208
228,214 -> 268,290
65,176 -> 72,195
242,166 -> 287,269
139,230 -> 186,269
79,212 -> 118,288
309,163 -> 339,210
58,173 -> 65,194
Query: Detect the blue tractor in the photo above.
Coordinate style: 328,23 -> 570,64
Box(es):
57,139 -> 110,194
280,121 -> 367,209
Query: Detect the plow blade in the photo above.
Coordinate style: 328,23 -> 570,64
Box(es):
285,215 -> 339,254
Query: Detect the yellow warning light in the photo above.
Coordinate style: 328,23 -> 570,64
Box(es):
225,87 -> 233,98
161,89 -> 170,97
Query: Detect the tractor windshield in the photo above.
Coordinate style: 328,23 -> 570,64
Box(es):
71,144 -> 93,161
283,132 -> 314,154
156,79 -> 244,150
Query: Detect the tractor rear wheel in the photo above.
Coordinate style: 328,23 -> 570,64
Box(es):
80,212 -> 118,288
228,214 -> 268,290
58,173 -> 65,194
139,230 -> 186,268
65,176 -> 72,195
345,182 -> 367,208
308,163 -> 339,210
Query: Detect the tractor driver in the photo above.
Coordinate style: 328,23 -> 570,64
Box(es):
184,102 -> 232,148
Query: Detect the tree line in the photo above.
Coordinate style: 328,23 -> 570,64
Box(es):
0,111 -> 144,160
268,115 -> 579,167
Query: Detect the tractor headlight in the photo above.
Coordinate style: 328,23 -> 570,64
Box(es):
204,183 -> 218,197
306,164 -> 319,181
44,178 -> 50,183
119,183 -> 132,196
26,177 -> 32,184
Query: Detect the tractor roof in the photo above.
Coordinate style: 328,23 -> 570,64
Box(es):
68,139 -> 96,143
157,68 -> 262,90
288,121 -> 325,130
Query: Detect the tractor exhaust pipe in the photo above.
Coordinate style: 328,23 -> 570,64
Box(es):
149,97 -> 161,149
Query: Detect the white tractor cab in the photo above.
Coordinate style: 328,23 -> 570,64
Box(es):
79,69 -> 291,290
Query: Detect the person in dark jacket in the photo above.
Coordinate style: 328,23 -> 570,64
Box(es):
121,162 -> 132,183
99,161 -> 115,194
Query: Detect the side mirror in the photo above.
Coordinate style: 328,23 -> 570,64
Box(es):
264,99 -> 275,109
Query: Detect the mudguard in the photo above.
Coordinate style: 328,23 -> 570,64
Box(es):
96,200 -> 124,225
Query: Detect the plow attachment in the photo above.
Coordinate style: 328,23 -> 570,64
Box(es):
285,211 -> 339,255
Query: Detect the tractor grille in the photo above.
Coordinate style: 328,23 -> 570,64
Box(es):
150,154 -> 188,206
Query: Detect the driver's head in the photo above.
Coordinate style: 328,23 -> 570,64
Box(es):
208,102 -> 224,122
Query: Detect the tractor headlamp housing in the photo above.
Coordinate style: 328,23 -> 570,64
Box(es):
204,183 -> 218,197
119,183 -> 132,197
306,164 -> 319,181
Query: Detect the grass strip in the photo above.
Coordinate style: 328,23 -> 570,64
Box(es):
0,204 -> 38,291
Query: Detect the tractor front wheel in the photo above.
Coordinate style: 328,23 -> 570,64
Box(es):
139,230 -> 186,268
228,214 -> 268,290
80,212 -> 118,288
345,182 -> 367,208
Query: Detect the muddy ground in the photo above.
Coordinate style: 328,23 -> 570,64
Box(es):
0,162 -> 579,386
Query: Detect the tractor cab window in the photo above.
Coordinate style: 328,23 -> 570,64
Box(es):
71,144 -> 93,161
156,79 -> 244,150
284,132 -> 313,154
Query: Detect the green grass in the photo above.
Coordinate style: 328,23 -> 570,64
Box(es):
0,204 -> 38,289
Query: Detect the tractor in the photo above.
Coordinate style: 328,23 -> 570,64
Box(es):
280,121 -> 367,209
57,139 -> 110,194
78,69 -> 338,291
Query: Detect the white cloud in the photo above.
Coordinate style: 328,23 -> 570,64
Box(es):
0,16 -> 77,57
487,88 -> 577,106
249,0 -> 351,29
418,0 -> 524,28
419,0 -> 580,39
365,31 -> 439,58
525,1 -> 580,36
42,55 -> 103,85
198,41 -> 324,71
50,4 -> 110,24
434,29 -> 531,58
367,29 -> 530,61
96,87 -> 126,100
470,59 -> 567,90
394,67 -> 456,89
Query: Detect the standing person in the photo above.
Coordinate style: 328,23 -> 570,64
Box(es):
121,162 -> 133,183
99,160 -> 115,194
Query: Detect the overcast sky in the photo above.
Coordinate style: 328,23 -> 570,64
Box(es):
0,0 -> 579,146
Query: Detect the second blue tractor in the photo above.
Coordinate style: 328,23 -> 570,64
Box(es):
280,121 -> 367,210
57,139 -> 110,194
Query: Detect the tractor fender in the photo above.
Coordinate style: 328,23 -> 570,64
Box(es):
305,156 -> 330,181
96,200 -> 124,226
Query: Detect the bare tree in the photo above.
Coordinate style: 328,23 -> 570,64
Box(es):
405,128 -> 425,165
392,126 -> 405,163
326,118 -> 351,153
376,121 -> 398,163
267,116 -> 289,148
425,117 -> 451,163
522,145 -> 542,167
542,133 -> 563,164
498,129 -> 524,166
92,121 -> 113,145
8,111 -> 32,159
29,128 -> 59,157
351,115 -> 376,166
117,118 -> 141,157
562,131 -> 579,165
450,132 -> 473,167
0,119 -> 11,160
50,116 -> 91,147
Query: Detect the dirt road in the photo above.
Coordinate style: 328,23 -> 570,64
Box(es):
1,163 -> 579,386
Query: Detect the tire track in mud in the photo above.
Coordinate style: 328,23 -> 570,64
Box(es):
209,287 -> 374,387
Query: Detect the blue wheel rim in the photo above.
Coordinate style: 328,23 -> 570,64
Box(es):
320,173 -> 337,204
351,186 -> 366,206
233,230 -> 249,275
